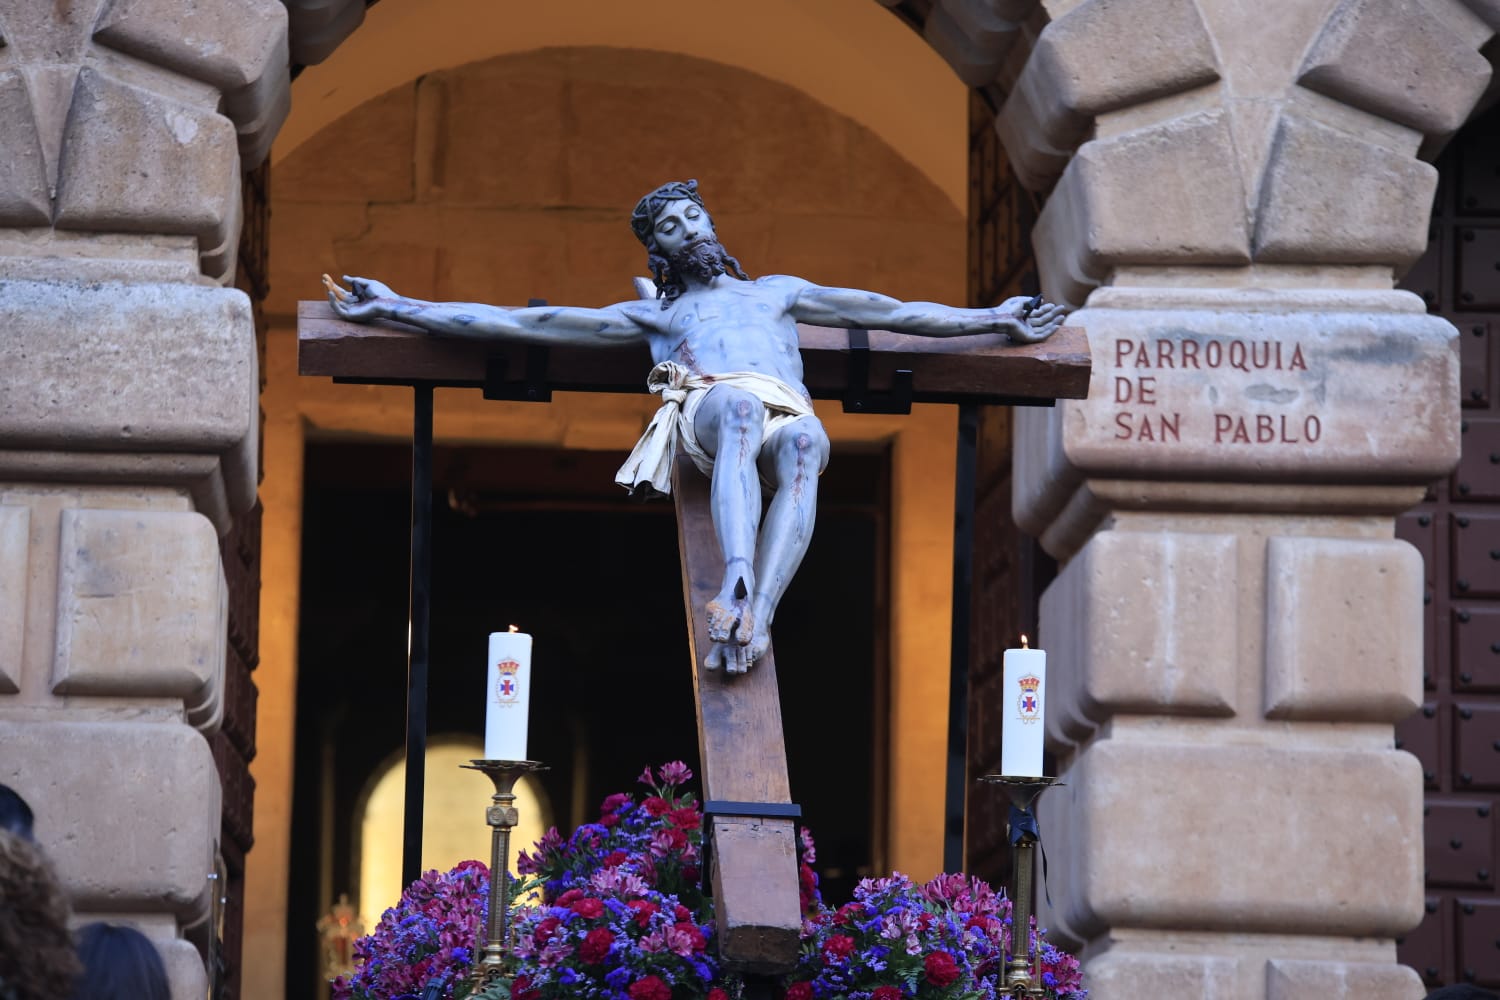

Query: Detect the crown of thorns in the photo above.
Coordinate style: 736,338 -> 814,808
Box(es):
631,180 -> 704,247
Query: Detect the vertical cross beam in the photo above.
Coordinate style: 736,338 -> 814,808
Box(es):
673,451 -> 802,973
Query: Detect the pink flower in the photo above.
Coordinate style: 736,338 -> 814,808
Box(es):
636,766 -> 656,786
659,761 -> 693,785
668,921 -> 706,955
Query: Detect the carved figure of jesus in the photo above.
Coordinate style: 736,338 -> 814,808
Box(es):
327,180 -> 1065,674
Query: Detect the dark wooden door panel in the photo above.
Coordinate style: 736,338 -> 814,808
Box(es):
1398,102 -> 1500,990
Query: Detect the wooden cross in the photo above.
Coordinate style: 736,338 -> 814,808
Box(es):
297,297 -> 1089,971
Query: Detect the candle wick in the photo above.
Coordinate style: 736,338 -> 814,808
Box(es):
1021,634 -> 1029,649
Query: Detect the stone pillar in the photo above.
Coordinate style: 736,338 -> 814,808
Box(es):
983,0 -> 1496,996
0,2 -> 288,995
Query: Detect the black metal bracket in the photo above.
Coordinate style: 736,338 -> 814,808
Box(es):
484,299 -> 553,402
841,327 -> 913,415
702,800 -> 803,820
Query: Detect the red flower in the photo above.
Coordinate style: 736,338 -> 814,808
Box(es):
556,889 -> 584,907
603,850 -> 629,867
834,903 -> 861,926
571,897 -> 604,919
708,990 -> 729,1000
822,934 -> 856,960
580,927 -> 615,964
600,813 -> 620,828
924,951 -> 961,988
514,975 -> 539,1000
643,796 -> 671,816
872,988 -> 902,1000
682,865 -> 700,883
674,904 -> 692,922
533,916 -> 561,945
600,792 -> 632,814
628,900 -> 660,928
785,982 -> 815,1000
668,807 -> 701,830
628,975 -> 672,1000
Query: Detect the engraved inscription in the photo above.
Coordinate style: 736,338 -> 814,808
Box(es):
1110,335 -> 1319,448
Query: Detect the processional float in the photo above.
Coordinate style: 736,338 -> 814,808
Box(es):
298,180 -> 1091,998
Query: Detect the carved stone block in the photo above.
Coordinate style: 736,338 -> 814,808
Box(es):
1014,299 -> 1460,529
1264,958 -> 1425,1000
1037,738 -> 1425,940
1040,528 -> 1239,744
54,68 -> 239,275
1264,536 -> 1423,722
0,506 -> 28,694
1253,113 -> 1436,267
0,718 -> 220,923
1298,0 -> 1491,137
52,509 -> 226,706
1033,109 -> 1251,301
0,279 -> 258,527
0,69 -> 52,225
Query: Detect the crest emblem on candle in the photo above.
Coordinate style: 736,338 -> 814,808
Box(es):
495,659 -> 521,703
1017,674 -> 1042,722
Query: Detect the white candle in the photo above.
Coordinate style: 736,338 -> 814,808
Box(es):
1001,635 -> 1047,777
485,627 -> 533,761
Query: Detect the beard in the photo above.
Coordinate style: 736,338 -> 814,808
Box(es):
668,236 -> 732,283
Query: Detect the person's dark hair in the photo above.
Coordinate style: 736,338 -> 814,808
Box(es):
630,179 -> 748,307
71,923 -> 171,1000
0,784 -> 34,840
1427,986 -> 1500,999
0,829 -> 80,1000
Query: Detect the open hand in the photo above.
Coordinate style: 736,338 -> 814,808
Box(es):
325,274 -> 396,323
996,295 -> 1067,343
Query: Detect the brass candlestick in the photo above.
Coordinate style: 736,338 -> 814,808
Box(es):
979,774 -> 1060,999
461,759 -> 548,989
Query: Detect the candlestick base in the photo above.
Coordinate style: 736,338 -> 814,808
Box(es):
461,759 -> 549,990
978,774 -> 1061,999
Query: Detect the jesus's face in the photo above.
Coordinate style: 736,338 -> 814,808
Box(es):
651,198 -> 715,255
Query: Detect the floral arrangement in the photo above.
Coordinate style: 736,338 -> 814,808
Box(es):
333,763 -> 1085,1000
331,860 -> 491,1000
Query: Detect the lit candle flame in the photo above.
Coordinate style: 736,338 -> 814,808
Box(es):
1021,634 -> 1029,649
509,624 -> 520,633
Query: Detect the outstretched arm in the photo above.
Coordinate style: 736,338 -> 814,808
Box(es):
324,275 -> 653,347
782,278 -> 1066,344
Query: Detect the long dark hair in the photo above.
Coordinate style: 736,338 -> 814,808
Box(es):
631,179 -> 748,306
71,923 -> 171,1000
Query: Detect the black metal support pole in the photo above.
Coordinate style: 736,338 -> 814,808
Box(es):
943,402 -> 979,874
402,382 -> 435,886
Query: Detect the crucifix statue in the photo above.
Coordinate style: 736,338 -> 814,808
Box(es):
326,179 -> 1065,675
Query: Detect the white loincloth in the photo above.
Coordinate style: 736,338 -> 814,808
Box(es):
614,361 -> 820,497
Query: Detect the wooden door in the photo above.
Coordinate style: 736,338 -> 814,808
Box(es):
1396,102 -> 1500,991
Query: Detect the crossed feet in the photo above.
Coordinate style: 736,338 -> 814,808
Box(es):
703,561 -> 770,674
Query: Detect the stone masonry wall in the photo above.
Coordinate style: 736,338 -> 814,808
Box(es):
960,0 -> 1497,997
0,2 -> 281,996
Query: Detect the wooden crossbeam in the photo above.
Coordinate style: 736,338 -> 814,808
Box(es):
296,301 -> 1091,406
673,449 -> 801,973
